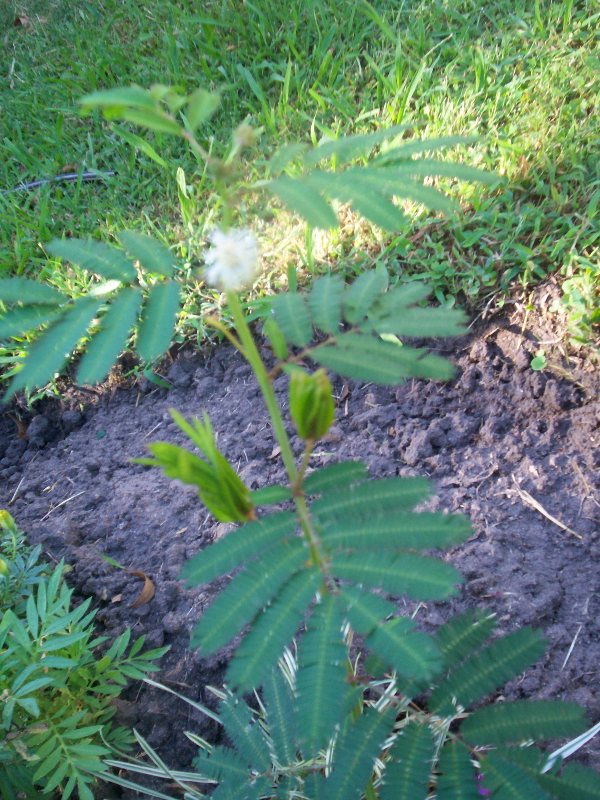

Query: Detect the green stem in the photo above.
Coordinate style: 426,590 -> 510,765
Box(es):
226,291 -> 298,482
226,292 -> 329,576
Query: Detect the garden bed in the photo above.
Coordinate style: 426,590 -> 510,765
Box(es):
0,280 -> 598,794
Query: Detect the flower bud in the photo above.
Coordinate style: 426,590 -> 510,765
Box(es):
233,123 -> 259,150
0,510 -> 15,532
289,369 -> 335,441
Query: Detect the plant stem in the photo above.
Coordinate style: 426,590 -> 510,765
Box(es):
226,292 -> 329,576
226,291 -> 298,482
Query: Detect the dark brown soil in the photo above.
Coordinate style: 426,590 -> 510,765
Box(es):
1,282 -> 598,795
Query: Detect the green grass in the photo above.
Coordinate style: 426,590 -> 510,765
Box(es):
0,0 -> 598,353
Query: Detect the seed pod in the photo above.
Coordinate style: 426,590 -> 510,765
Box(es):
289,368 -> 335,441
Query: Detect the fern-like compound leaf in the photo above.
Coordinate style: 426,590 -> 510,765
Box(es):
0,277 -> 67,306
47,238 -> 136,282
331,551 -> 462,600
77,287 -> 142,385
190,538 -> 306,653
263,667 -> 298,767
271,292 -> 313,347
436,742 -> 481,800
482,752 -> 552,800
267,174 -> 338,229
326,706 -> 394,800
226,570 -> 320,690
118,231 -> 176,276
182,511 -> 296,587
380,721 -> 434,800
219,695 -> 271,773
435,609 -> 497,671
367,617 -> 442,680
311,476 -> 431,522
296,596 -> 350,754
343,266 -> 388,325
307,274 -> 344,335
303,460 -> 368,495
136,281 -> 181,362
0,305 -> 63,340
320,511 -> 471,552
6,297 -> 101,397
312,332 -> 455,383
430,627 -> 546,714
461,700 -> 588,745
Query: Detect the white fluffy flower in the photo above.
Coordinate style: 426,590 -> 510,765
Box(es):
204,228 -> 260,291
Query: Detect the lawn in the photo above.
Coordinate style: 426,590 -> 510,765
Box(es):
0,0 -> 598,361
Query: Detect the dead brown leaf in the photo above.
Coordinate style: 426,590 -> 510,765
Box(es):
128,570 -> 155,608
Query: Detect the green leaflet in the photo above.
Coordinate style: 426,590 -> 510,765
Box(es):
267,142 -> 309,176
303,460 -> 368,495
312,332 -> 455,383
380,722 -> 434,800
296,596 -> 350,754
226,570 -> 320,690
194,745 -> 249,786
262,317 -> 289,359
79,86 -> 158,110
339,587 -> 397,634
373,282 -> 432,312
435,609 -> 497,671
190,539 -> 306,653
430,627 -> 546,714
219,696 -> 271,773
267,174 -> 338,229
320,511 -> 472,552
263,668 -> 297,767
343,266 -> 388,324
6,297 -> 101,397
326,707 -> 394,800
0,305 -> 63,340
436,742 -> 481,800
374,135 -> 476,164
118,231 -> 176,276
181,511 -> 297,587
136,281 -> 181,362
367,617 -> 442,680
77,288 -> 142,385
0,277 -> 67,306
461,700 -> 588,745
482,752 -> 552,800
249,485 -> 292,506
186,88 -> 220,129
304,172 -> 408,232
330,552 -> 461,600
539,762 -> 600,800
369,305 -> 468,338
47,238 -> 136,282
271,292 -> 313,347
311,476 -> 431,521
302,124 -> 409,167
343,160 -> 498,185
119,107 -> 182,135
307,274 -> 344,335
